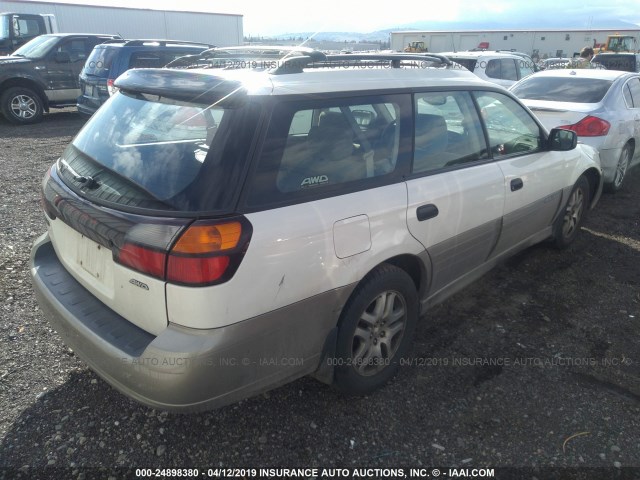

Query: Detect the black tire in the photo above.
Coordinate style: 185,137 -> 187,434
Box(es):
553,175 -> 590,249
605,143 -> 632,193
334,264 -> 418,394
0,86 -> 44,125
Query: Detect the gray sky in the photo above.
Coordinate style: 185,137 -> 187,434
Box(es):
16,0 -> 640,35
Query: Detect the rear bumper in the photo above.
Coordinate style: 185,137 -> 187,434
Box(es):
76,88 -> 108,116
31,233 -> 348,412
76,96 -> 100,117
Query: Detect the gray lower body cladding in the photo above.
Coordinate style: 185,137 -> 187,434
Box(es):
30,233 -> 353,412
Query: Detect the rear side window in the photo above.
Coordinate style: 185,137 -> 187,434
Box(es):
128,52 -> 163,69
486,59 -> 518,81
518,59 -> 534,78
623,84 -> 634,107
413,91 -> 488,173
83,47 -> 119,77
247,95 -> 407,206
59,92 -> 258,213
626,77 -> 640,107
511,77 -> 613,103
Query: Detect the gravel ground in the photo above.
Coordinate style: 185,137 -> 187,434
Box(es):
1,109 -> 640,480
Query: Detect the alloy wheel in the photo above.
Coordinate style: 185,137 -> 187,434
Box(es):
352,290 -> 407,376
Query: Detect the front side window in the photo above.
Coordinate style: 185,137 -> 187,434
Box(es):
247,96 -> 404,206
412,91 -> 488,173
57,39 -> 89,63
474,91 -> 542,157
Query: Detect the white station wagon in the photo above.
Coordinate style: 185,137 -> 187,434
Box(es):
31,48 -> 603,411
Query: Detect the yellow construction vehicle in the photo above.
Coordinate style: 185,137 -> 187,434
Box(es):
597,34 -> 637,53
404,41 -> 428,53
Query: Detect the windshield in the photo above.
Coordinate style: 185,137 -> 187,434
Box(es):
12,35 -> 59,58
58,92 -> 258,213
511,77 -> 613,103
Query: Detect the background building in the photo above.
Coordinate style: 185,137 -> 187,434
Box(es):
0,0 -> 243,46
390,29 -> 640,58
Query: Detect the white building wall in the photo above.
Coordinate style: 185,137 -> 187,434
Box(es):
391,29 -> 640,58
0,0 -> 242,45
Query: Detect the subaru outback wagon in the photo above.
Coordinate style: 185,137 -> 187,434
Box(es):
77,39 -> 212,116
31,48 -> 603,412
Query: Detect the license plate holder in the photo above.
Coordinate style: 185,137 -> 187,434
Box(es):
76,235 -> 107,281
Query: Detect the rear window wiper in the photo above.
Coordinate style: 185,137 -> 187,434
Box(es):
59,158 -> 101,189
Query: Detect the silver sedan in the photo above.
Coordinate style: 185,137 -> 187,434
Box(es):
510,69 -> 640,192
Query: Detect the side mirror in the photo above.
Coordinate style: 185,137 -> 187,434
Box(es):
548,128 -> 577,151
54,51 -> 71,63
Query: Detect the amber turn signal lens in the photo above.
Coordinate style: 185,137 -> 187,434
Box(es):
172,222 -> 242,254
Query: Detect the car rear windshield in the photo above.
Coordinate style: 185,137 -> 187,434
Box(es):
511,77 -> 613,103
57,92 -> 259,214
82,46 -> 119,77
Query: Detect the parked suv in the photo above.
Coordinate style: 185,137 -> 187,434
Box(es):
442,51 -> 536,87
31,48 -> 603,412
77,39 -> 212,117
0,33 -> 119,124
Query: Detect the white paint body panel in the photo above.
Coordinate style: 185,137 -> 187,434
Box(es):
406,163 -> 505,248
166,184 -> 425,330
333,215 -> 372,259
48,218 -> 168,335
497,150 -> 574,215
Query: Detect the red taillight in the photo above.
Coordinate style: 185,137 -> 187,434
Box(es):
167,255 -> 231,284
115,219 -> 251,287
107,79 -> 118,96
118,243 -> 166,278
558,115 -> 610,137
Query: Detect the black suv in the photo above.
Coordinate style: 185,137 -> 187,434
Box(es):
77,40 -> 212,117
0,33 -> 120,124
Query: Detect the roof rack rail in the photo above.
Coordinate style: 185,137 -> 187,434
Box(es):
165,45 -> 327,69
271,52 -> 453,74
98,39 -> 214,48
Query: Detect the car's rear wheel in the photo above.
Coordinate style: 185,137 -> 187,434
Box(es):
553,175 -> 589,249
0,87 -> 44,125
334,264 -> 418,394
606,143 -> 632,193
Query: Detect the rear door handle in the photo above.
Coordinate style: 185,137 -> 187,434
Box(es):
510,178 -> 523,192
416,204 -> 439,221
